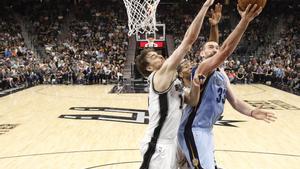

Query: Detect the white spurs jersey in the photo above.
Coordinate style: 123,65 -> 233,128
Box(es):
143,72 -> 184,142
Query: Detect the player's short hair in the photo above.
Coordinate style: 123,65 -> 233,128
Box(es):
135,48 -> 155,77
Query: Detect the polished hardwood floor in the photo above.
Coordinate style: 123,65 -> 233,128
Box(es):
0,84 -> 299,169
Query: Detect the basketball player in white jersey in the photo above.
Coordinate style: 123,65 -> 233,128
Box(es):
177,4 -> 277,169
136,0 -> 216,168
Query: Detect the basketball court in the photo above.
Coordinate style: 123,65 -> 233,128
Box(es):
0,84 -> 299,169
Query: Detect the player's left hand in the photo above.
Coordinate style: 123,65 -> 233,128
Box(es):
251,105 -> 277,123
209,3 -> 222,26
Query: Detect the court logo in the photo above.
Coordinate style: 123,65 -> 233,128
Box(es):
244,100 -> 300,110
59,107 -> 245,127
0,124 -> 19,135
60,107 -> 149,124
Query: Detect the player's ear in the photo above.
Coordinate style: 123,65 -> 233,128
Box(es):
200,50 -> 205,57
146,65 -> 153,72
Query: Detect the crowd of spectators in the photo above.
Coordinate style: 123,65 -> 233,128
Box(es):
0,6 -> 43,91
1,0 -> 299,95
1,0 -> 128,92
221,2 -> 300,95
156,0 -> 299,95
31,1 -> 128,86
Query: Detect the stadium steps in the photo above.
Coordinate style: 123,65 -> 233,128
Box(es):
14,13 -> 37,55
58,12 -> 74,42
123,36 -> 136,83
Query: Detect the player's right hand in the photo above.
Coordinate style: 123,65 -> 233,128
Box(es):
238,4 -> 262,22
209,3 -> 222,26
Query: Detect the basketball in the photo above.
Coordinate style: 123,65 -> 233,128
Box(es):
238,0 -> 267,11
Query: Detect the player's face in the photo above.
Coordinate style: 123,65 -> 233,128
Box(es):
178,60 -> 192,83
145,51 -> 165,72
201,41 -> 220,59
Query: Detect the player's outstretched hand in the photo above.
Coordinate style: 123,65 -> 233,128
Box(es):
251,105 -> 277,123
238,4 -> 262,22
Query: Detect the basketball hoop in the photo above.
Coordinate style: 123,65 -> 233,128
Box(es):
123,0 -> 160,36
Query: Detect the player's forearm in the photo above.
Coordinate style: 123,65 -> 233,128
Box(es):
184,4 -> 211,44
166,2 -> 212,71
187,83 -> 200,106
232,98 -> 254,117
208,25 -> 219,43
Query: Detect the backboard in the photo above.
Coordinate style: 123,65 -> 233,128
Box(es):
136,23 -> 165,41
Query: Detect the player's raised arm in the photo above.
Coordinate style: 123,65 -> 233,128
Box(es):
195,4 -> 262,78
208,3 -> 222,43
162,0 -> 215,72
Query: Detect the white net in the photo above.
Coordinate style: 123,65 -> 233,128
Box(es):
123,0 -> 160,36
